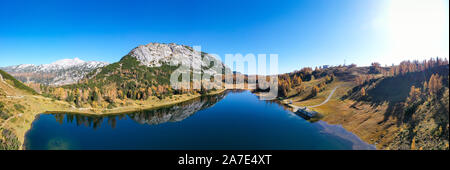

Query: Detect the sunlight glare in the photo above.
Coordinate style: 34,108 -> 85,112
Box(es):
387,0 -> 449,63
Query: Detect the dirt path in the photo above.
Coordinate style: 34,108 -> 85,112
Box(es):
288,85 -> 340,112
309,85 -> 340,108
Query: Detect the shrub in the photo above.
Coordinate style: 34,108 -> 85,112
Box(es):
0,129 -> 20,150
13,104 -> 25,113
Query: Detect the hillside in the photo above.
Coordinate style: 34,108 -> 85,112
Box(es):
274,58 -> 449,150
341,64 -> 449,149
0,69 -> 38,95
1,70 -> 73,150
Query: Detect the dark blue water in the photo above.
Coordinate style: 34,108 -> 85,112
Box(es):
24,90 -> 374,150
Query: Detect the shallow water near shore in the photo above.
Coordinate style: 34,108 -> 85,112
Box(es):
24,90 -> 374,150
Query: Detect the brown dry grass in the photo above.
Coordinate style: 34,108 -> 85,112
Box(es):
284,77 -> 401,149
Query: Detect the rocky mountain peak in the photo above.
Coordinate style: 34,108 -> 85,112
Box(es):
128,43 -> 219,69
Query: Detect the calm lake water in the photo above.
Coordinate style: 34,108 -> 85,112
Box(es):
24,90 -> 374,150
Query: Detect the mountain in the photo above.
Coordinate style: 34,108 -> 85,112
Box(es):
81,42 -> 228,86
45,43 -> 229,108
1,58 -> 109,86
128,43 -> 227,75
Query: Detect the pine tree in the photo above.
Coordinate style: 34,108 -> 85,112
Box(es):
428,74 -> 442,94
411,136 -> 416,150
406,85 -> 421,104
293,75 -> 302,86
360,88 -> 366,96
311,85 -> 320,97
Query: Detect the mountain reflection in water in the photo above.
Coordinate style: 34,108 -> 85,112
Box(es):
52,92 -> 226,129
26,90 -> 374,150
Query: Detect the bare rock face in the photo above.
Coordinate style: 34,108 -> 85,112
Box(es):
1,58 -> 109,86
128,43 -> 227,75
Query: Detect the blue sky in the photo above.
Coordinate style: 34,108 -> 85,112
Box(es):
1,0 -> 448,73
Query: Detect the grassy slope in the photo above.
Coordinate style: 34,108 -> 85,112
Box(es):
0,69 -> 38,95
1,69 -> 74,149
283,66 -> 449,150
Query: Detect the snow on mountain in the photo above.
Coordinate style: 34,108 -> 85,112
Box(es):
1,58 -> 109,86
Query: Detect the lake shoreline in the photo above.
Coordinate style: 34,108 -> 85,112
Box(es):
25,90 -> 375,150
43,89 -> 227,116
10,89 -> 226,150
11,88 -> 377,150
274,97 -> 378,150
